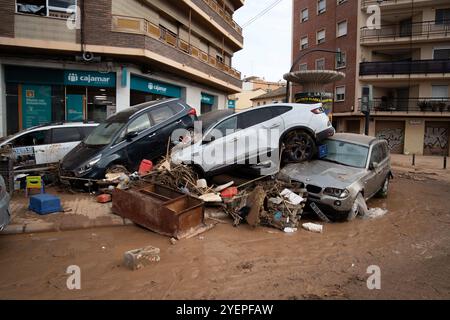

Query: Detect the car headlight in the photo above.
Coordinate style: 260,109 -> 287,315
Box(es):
324,187 -> 349,199
77,155 -> 102,175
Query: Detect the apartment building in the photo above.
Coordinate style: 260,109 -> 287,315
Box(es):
0,0 -> 244,136
228,76 -> 286,110
292,0 -> 450,156
251,86 -> 287,107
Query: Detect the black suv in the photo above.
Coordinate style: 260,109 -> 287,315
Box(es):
60,99 -> 197,180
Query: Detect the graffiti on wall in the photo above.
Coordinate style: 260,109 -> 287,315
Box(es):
376,128 -> 404,153
424,127 -> 449,155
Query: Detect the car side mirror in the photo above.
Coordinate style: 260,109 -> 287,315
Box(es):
125,131 -> 138,142
370,162 -> 380,170
203,135 -> 216,144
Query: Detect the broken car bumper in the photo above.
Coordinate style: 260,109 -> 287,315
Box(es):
316,127 -> 335,142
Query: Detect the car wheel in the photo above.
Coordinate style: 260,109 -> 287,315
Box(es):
106,164 -> 130,176
377,176 -> 390,198
282,131 -> 316,163
346,193 -> 368,221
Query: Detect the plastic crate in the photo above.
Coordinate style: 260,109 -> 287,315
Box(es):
29,194 -> 62,215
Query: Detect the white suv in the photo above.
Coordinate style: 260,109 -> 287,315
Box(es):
171,103 -> 334,176
0,122 -> 98,170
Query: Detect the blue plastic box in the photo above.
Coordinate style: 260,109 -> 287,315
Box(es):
29,194 -> 62,215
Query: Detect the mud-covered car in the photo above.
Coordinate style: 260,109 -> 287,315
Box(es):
0,175 -> 11,231
281,133 -> 392,221
171,103 -> 334,177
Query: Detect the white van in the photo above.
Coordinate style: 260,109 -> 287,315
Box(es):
0,122 -> 98,170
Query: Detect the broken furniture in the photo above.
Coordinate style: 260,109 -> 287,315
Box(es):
28,194 -> 62,215
112,184 -> 205,239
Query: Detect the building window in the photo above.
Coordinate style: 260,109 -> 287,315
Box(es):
317,0 -> 326,15
433,48 -> 450,60
315,58 -> 325,70
432,85 -> 448,98
336,51 -> 346,69
16,0 -> 77,18
435,8 -> 450,25
337,20 -> 347,37
317,29 -> 326,44
335,86 -> 345,101
301,8 -> 309,22
299,63 -> 308,71
300,36 -> 308,50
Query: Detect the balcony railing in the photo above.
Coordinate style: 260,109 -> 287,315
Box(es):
361,20 -> 450,42
111,15 -> 241,80
358,97 -> 450,113
203,0 -> 242,34
362,0 -> 432,7
360,59 -> 450,76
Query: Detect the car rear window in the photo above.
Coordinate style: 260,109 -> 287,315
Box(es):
238,108 -> 274,129
150,107 -> 175,125
52,128 -> 82,144
170,103 -> 184,114
270,106 -> 292,117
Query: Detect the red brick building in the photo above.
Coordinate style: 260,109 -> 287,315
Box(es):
291,0 -> 450,156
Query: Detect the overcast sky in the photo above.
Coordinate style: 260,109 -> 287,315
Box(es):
233,0 -> 292,82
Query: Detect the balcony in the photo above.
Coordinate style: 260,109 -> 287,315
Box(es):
112,15 -> 241,81
360,20 -> 450,45
360,59 -> 450,76
202,0 -> 242,34
361,0 -> 449,10
358,97 -> 450,113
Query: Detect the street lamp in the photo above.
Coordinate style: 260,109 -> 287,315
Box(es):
285,48 -> 343,103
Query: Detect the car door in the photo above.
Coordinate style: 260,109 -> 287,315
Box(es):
47,127 -> 84,164
10,129 -> 52,167
201,114 -> 239,172
364,143 -> 385,198
123,112 -> 157,171
236,107 -> 284,165
148,104 -> 177,156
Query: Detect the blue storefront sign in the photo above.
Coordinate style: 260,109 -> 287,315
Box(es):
131,76 -> 182,98
201,93 -> 215,105
64,70 -> 116,88
227,100 -> 236,109
21,85 -> 52,129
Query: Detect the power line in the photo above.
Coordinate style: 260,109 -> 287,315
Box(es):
241,0 -> 285,29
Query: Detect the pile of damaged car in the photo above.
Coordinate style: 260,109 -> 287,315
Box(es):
0,98 -> 392,234
50,98 -> 391,228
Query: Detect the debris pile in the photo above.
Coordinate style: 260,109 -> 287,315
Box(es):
224,180 -> 308,231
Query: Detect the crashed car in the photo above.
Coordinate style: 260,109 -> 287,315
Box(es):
60,99 -> 197,181
0,175 -> 11,231
171,103 -> 334,176
0,122 -> 98,171
281,133 -> 392,221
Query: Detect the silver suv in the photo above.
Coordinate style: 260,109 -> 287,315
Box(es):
281,133 -> 392,221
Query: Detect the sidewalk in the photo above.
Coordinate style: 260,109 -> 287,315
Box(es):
390,154 -> 450,182
1,188 -> 133,235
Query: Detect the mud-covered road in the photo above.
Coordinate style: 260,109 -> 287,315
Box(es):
0,172 -> 449,300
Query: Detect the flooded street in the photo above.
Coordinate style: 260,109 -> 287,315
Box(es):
1,172 -> 449,300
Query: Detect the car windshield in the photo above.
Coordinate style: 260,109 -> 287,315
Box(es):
84,122 -> 125,146
323,139 -> 369,168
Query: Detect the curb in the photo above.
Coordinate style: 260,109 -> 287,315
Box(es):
0,218 -> 135,235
